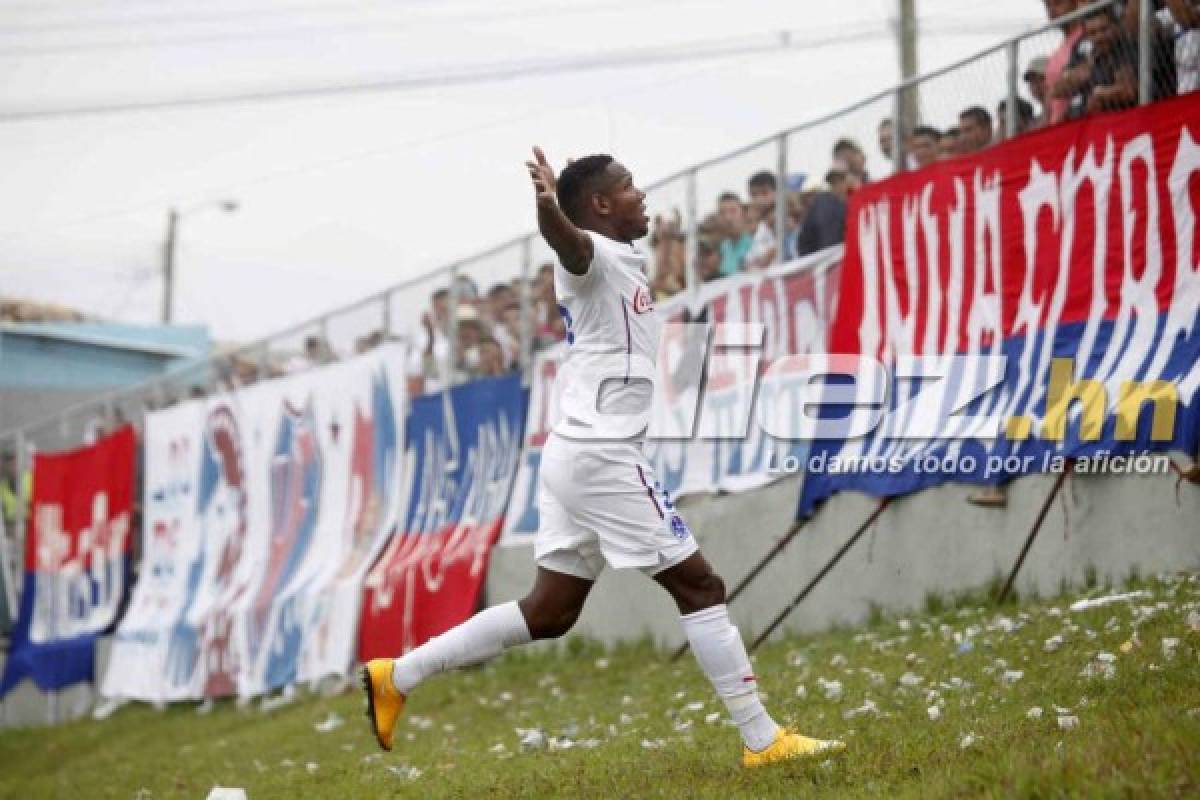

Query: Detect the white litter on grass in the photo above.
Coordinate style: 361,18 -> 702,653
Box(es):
305,762 -> 319,774
621,695 -> 634,706
594,658 -> 609,669
408,715 -> 434,730
926,705 -> 940,721
958,732 -> 979,750
1161,638 -> 1180,659
260,685 -> 296,713
842,699 -> 879,720
1044,635 -> 1065,653
795,684 -> 808,699
673,720 -> 694,732
517,728 -> 546,752
1068,590 -> 1150,613
619,713 -> 634,725
205,789 -> 247,800
1187,610 -> 1200,633
279,759 -> 295,768
830,653 -> 848,668
548,736 -> 576,751
1000,670 -> 1024,687
386,765 -> 423,781
899,672 -> 923,687
314,712 -> 344,733
640,738 -> 667,750
684,701 -> 705,712
905,652 -> 920,666
1057,715 -> 1080,731
196,699 -> 214,716
817,678 -> 844,701
787,651 -> 809,668
705,712 -> 721,725
1026,707 -> 1043,720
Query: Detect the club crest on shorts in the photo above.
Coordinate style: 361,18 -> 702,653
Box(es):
669,514 -> 690,540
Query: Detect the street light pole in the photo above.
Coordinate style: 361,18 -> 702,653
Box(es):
160,200 -> 237,325
161,207 -> 179,324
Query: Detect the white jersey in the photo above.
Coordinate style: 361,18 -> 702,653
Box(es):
552,230 -> 660,439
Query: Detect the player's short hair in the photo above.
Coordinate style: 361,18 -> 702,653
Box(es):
717,191 -> 741,204
959,106 -> 993,129
748,171 -> 776,191
556,154 -> 615,225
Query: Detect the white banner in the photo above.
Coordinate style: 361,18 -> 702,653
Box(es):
102,345 -> 407,702
500,251 -> 841,545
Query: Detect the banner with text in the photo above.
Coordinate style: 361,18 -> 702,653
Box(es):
501,251 -> 841,544
101,346 -> 406,702
359,373 -> 525,658
0,426 -> 134,697
799,93 -> 1200,516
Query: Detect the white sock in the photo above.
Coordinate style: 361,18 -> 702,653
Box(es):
390,601 -> 531,694
681,604 -> 779,752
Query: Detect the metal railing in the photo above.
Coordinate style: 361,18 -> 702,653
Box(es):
2,0 -> 1179,613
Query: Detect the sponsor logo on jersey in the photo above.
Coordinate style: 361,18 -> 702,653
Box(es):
631,286 -> 654,315
669,514 -> 690,540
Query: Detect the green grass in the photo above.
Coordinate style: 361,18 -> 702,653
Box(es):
2,573 -> 1199,799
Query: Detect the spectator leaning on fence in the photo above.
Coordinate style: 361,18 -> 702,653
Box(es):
957,106 -> 994,154
1122,0 -> 1199,94
1066,7 -> 1149,117
743,171 -> 778,269
797,165 -> 856,258
937,127 -> 961,160
833,138 -> 869,184
1024,55 -> 1051,127
995,96 -> 1036,141
877,117 -> 895,164
715,191 -> 753,276
909,125 -> 941,169
1046,0 -> 1086,125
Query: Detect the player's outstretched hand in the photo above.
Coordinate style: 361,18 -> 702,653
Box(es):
526,146 -> 557,204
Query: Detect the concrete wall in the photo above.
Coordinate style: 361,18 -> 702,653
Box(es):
4,468 -> 1196,728
485,469 -> 1200,649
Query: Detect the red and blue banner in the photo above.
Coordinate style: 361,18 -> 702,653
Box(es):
0,426 -> 135,697
359,373 -> 526,658
799,93 -> 1200,516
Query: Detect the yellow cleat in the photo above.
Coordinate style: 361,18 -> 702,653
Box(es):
741,727 -> 846,769
361,659 -> 406,751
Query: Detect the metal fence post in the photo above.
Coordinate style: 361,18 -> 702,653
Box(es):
1006,40 -> 1020,139
1138,0 -> 1153,105
684,170 -> 698,294
447,264 -> 460,387
518,236 -> 534,377
892,87 -> 906,175
14,431 -> 27,603
775,133 -> 788,265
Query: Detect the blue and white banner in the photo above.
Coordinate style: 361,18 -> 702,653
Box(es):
101,346 -> 406,702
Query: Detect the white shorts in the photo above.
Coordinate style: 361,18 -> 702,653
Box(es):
534,433 -> 698,581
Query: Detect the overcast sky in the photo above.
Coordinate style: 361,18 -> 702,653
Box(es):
0,0 -> 1049,344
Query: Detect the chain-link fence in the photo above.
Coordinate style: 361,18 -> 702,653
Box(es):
6,0 -> 1184,484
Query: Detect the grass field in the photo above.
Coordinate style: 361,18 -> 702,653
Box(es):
2,572 -> 1198,799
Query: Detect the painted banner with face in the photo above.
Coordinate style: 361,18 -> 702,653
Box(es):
798,93 -> 1200,516
101,346 -> 406,702
0,426 -> 134,697
359,373 -> 525,658
499,251 -> 842,545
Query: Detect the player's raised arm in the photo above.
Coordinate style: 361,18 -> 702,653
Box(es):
526,146 -> 593,276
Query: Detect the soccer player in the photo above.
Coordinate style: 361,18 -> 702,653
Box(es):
362,147 -> 844,768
